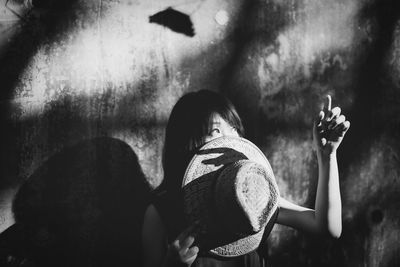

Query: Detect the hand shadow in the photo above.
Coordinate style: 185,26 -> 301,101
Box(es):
197,147 -> 248,166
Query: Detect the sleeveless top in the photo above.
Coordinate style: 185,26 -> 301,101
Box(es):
152,191 -> 279,267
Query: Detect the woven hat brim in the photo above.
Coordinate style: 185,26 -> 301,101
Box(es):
182,136 -> 280,257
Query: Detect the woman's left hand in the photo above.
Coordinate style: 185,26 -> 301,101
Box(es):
313,95 -> 350,156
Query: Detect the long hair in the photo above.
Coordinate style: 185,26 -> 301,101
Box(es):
160,90 -> 244,194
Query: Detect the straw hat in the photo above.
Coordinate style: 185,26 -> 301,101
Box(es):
182,136 -> 280,257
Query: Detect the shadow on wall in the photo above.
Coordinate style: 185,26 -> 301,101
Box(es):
339,0 -> 400,167
6,137 -> 150,267
267,1 -> 400,266
0,0 -> 84,186
0,0 -> 82,103
219,0 -> 289,140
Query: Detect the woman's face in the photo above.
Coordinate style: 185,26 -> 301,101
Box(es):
203,113 -> 239,144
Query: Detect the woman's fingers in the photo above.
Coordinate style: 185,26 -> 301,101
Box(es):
322,95 -> 341,121
343,120 -> 350,130
177,222 -> 197,244
333,120 -> 351,136
316,95 -> 350,149
169,227 -> 199,265
324,95 -> 332,112
180,235 -> 195,250
328,115 -> 345,130
326,106 -> 341,122
318,110 -> 324,121
183,246 -> 199,262
175,222 -> 200,252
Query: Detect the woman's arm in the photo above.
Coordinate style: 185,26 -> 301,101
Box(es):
276,95 -> 350,238
142,204 -> 168,267
277,153 -> 342,237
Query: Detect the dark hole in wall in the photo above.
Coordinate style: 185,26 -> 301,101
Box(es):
370,209 -> 384,225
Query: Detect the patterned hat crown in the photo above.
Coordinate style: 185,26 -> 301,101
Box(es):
182,136 -> 280,257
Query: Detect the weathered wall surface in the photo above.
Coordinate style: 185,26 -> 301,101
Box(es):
0,0 -> 399,266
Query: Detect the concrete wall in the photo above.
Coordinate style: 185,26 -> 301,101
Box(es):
0,0 -> 399,266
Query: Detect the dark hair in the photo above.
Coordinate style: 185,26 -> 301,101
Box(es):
160,90 -> 244,193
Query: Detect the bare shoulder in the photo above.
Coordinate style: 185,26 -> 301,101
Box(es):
143,204 -> 166,238
144,204 -> 161,222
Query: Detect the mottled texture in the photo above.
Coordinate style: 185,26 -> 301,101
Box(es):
0,0 -> 399,266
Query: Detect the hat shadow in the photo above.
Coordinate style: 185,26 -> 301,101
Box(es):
197,147 -> 248,166
12,137 -> 151,267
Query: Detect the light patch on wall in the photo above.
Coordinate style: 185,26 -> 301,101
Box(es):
256,0 -> 360,96
215,10 -> 229,26
10,0 -> 242,117
265,134 -> 315,205
388,21 -> 400,87
297,2 -> 357,61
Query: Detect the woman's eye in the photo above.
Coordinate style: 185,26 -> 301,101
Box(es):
210,128 -> 220,135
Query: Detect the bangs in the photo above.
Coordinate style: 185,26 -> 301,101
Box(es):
162,89 -> 244,192
186,110 -> 215,152
187,94 -> 244,152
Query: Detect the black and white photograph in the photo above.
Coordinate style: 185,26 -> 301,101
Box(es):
0,0 -> 399,266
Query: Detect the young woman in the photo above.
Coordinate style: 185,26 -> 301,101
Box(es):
142,90 -> 350,267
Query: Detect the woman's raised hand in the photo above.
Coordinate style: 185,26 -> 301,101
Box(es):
313,95 -> 350,155
165,223 -> 199,267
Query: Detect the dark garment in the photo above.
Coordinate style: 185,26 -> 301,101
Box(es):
192,251 -> 265,267
0,224 -> 36,267
0,223 -> 62,267
152,191 -> 279,267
